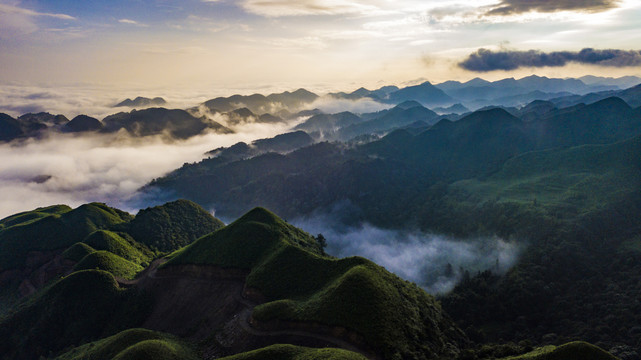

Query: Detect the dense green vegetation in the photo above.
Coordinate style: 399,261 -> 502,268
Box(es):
501,342 -> 617,360
0,270 -> 150,359
125,199 -> 225,252
74,251 -> 144,279
167,207 -> 466,360
62,242 -> 97,262
0,202 -> 132,271
84,230 -> 154,266
55,328 -> 199,360
217,344 -> 367,360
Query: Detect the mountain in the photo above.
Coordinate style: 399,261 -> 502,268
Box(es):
0,113 -> 24,142
0,205 -> 468,360
441,135 -> 641,348
435,75 -> 623,109
293,111 -> 363,139
115,96 -> 167,107
124,199 -> 225,251
579,75 -> 641,89
202,89 -> 319,114
61,115 -> 103,133
206,131 -> 315,163
433,103 -> 470,114
0,200 -> 222,310
147,98 -> 641,222
102,107 -> 232,139
388,81 -> 455,107
336,103 -> 439,141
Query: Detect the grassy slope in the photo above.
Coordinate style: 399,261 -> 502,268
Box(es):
62,242 -> 96,262
83,230 -> 154,266
74,251 -> 144,280
503,341 -> 618,360
218,344 -> 367,360
0,270 -> 149,359
126,199 -> 225,252
0,203 -> 132,271
55,328 -> 199,360
166,207 -> 465,360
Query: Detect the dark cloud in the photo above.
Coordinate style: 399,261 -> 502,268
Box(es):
459,48 -> 641,72
486,0 -> 619,15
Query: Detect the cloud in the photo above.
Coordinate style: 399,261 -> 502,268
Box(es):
239,0 -> 384,17
0,122 -> 298,220
292,203 -> 524,294
118,19 -> 148,27
0,3 -> 76,20
459,48 -> 641,71
485,0 -> 620,15
308,95 -> 392,114
0,3 -> 75,38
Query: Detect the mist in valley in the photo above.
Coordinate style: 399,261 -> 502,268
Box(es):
292,204 -> 524,294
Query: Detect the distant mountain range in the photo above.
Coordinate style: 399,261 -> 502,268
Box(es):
2,75 -> 640,143
115,96 -> 167,108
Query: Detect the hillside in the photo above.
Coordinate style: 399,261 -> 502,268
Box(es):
0,199 -> 223,313
165,207 -> 467,360
0,205 -> 469,360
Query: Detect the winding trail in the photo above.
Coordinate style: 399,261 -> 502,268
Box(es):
116,259 -> 378,360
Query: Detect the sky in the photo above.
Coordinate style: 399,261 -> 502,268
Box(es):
1,0 -> 641,92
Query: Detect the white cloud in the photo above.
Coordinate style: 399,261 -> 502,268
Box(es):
0,3 -> 75,38
118,19 -> 148,27
239,0 -> 387,17
0,3 -> 76,20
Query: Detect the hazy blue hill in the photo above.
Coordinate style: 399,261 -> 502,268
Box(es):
166,207 -> 467,360
115,96 -> 167,107
337,103 -> 439,140
252,130 -> 314,153
293,111 -> 363,138
62,114 -> 103,132
370,85 -> 399,99
217,344 -> 367,360
0,113 -> 25,141
580,75 -> 641,89
203,93 -> 269,113
434,103 -> 470,114
204,89 -> 318,114
265,88 -> 319,108
54,328 -> 199,360
388,81 -> 455,106
549,83 -> 641,108
102,108 -> 231,139
517,100 -> 556,121
125,199 -> 224,252
0,270 -> 148,359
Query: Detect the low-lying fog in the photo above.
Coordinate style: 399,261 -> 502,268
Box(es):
292,204 -> 524,294
0,122 -> 296,218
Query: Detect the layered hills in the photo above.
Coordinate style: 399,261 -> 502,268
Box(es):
0,204 -> 469,360
144,92 -> 641,356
